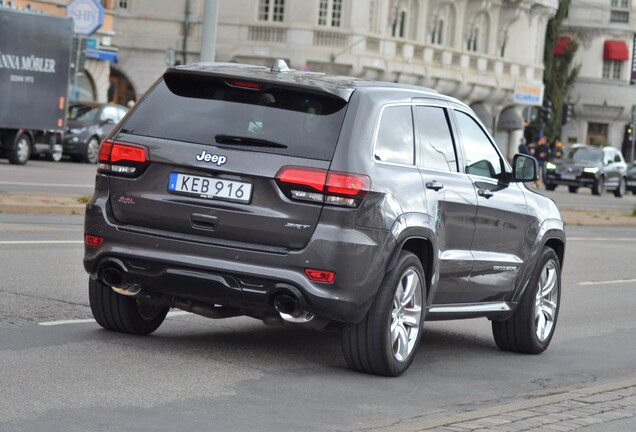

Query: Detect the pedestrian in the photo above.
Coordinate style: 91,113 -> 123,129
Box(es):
535,137 -> 549,187
518,138 -> 531,155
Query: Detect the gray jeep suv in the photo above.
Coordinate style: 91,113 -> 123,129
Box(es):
84,60 -> 565,376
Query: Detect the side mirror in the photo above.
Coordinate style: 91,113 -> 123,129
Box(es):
101,118 -> 115,126
512,153 -> 538,182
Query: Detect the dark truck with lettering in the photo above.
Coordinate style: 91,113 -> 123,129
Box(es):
0,8 -> 73,164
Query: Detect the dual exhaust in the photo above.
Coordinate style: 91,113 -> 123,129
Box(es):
99,261 -> 316,325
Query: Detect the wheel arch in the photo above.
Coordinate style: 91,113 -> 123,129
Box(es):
387,235 -> 435,304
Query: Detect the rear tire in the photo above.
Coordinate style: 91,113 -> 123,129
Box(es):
89,278 -> 169,335
613,177 -> 626,197
47,143 -> 63,162
8,133 -> 31,165
568,186 -> 579,194
545,184 -> 556,191
341,251 -> 425,376
492,247 -> 561,354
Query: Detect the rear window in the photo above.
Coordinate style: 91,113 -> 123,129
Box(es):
119,74 -> 349,160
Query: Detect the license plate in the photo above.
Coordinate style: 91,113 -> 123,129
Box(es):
168,173 -> 252,203
561,174 -> 576,180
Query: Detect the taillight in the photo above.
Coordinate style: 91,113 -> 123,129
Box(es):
85,235 -> 104,247
275,166 -> 370,208
305,269 -> 336,283
97,139 -> 149,177
226,80 -> 265,90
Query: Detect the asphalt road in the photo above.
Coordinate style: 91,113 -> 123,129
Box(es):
0,215 -> 634,431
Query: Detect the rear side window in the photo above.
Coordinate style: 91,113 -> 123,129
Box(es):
374,105 -> 414,165
119,74 -> 348,160
414,105 -> 458,172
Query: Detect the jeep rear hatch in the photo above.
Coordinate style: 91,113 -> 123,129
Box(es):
101,69 -> 357,250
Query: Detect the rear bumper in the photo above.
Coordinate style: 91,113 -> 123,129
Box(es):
83,192 -> 394,324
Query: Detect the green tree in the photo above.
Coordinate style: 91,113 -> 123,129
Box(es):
540,0 -> 581,142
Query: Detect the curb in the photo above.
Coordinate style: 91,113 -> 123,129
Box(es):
369,376 -> 636,431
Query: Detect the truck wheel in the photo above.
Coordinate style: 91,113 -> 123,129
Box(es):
84,137 -> 100,163
568,186 -> 579,193
47,143 -> 63,162
492,247 -> 561,354
8,133 -> 31,165
341,251 -> 425,376
89,278 -> 169,335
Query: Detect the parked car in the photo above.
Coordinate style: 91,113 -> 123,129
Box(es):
544,145 -> 627,196
84,60 -> 566,376
63,102 -> 127,163
626,164 -> 636,194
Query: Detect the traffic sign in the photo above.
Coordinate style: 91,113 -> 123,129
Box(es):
66,0 -> 104,36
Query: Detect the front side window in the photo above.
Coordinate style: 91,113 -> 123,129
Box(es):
414,106 -> 458,172
454,110 -> 502,179
259,0 -> 285,22
374,106 -> 414,165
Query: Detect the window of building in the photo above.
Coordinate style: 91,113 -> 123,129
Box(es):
610,0 -> 630,22
374,106 -> 414,165
466,14 -> 489,53
118,0 -> 129,9
431,18 -> 444,45
259,0 -> 285,22
318,0 -> 342,27
368,0 -> 377,32
392,10 -> 407,38
603,59 -> 623,80
414,106 -> 458,172
430,5 -> 455,46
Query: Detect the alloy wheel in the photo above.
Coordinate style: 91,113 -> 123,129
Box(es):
390,268 -> 423,362
534,259 -> 559,342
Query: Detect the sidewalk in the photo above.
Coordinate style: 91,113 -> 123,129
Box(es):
372,377 -> 636,432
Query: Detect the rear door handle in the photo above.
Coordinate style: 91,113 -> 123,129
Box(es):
478,189 -> 494,199
425,181 -> 444,191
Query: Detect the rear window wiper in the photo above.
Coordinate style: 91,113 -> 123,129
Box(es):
215,134 -> 287,149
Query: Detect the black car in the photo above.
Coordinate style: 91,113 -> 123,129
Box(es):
627,164 -> 636,194
544,145 -> 627,196
63,102 -> 127,163
83,60 -> 565,376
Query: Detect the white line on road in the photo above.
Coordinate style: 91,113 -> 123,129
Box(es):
38,311 -> 192,326
578,278 -> 636,286
0,241 -> 83,245
568,238 -> 636,242
0,181 -> 93,188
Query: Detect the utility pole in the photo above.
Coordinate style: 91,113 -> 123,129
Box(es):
200,0 -> 218,62
631,105 -> 636,162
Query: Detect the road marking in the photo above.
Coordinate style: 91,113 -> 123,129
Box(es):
0,181 -> 93,188
38,311 -> 192,326
568,237 -> 636,241
0,240 -> 83,245
578,278 -> 636,286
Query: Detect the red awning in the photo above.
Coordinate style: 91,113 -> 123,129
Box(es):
603,40 -> 629,60
554,37 -> 571,56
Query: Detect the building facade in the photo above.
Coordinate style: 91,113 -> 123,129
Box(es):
560,0 -> 636,161
109,0 -> 558,157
